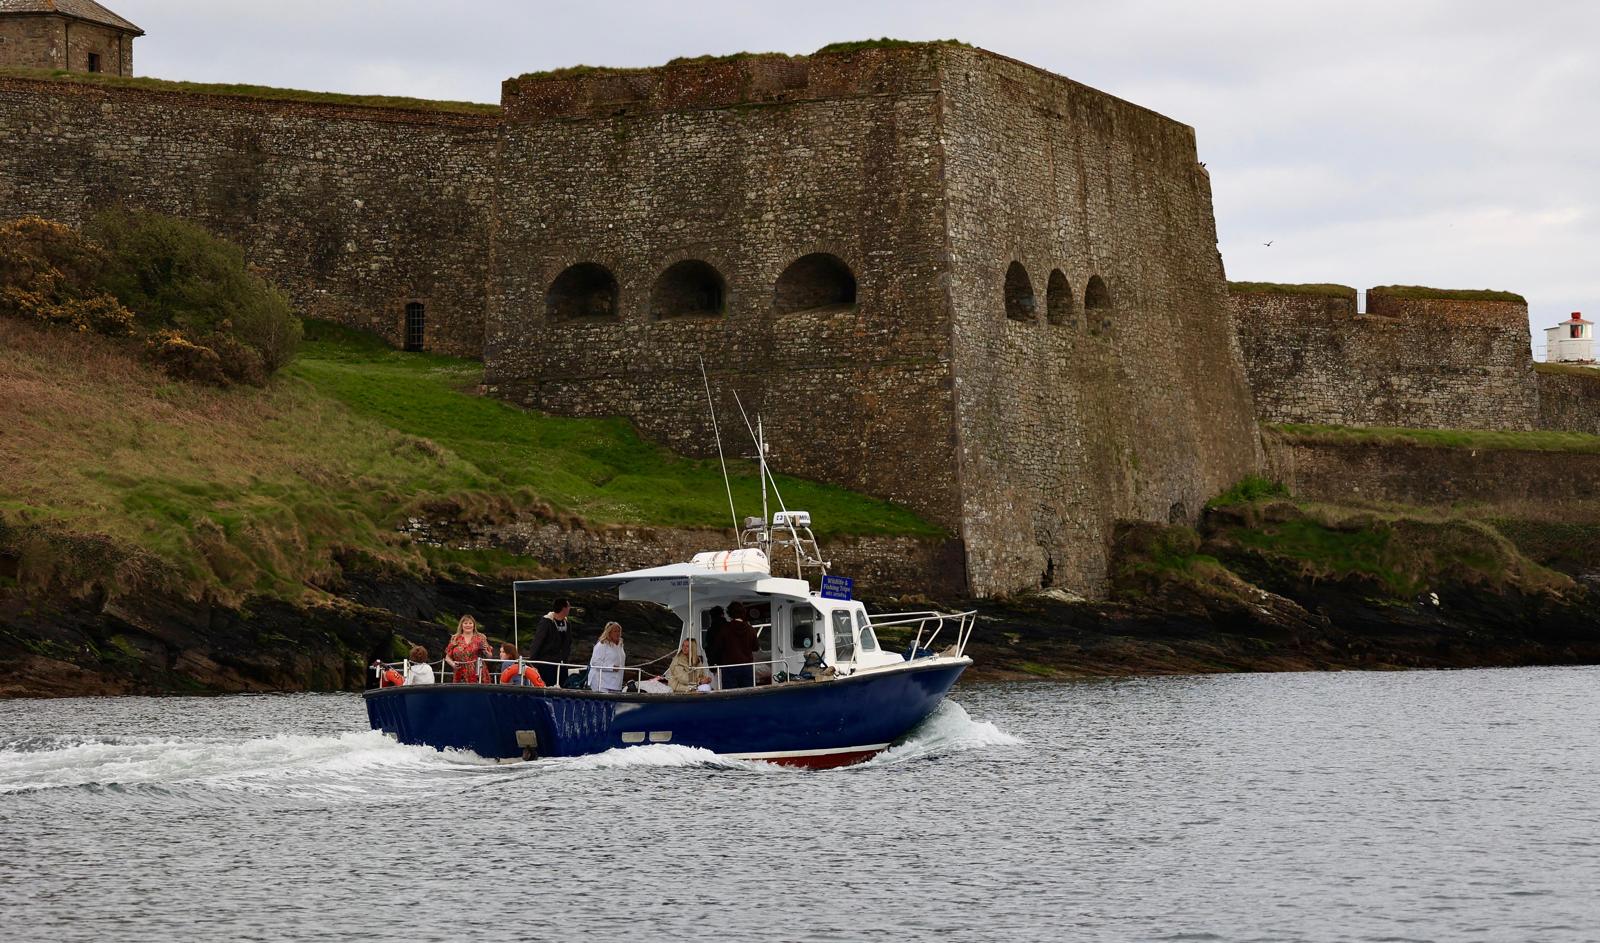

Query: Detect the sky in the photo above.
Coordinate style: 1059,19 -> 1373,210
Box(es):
126,0 -> 1597,355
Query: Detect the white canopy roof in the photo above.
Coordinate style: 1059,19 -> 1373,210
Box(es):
512,561 -> 812,609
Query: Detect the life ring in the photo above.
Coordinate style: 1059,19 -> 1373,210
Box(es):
382,668 -> 405,687
500,664 -> 545,687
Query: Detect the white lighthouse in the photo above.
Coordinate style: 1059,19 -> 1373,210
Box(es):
1544,312 -> 1595,364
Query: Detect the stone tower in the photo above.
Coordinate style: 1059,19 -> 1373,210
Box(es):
0,0 -> 142,76
484,43 -> 1264,598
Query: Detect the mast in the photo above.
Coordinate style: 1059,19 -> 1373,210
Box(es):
758,415 -> 769,556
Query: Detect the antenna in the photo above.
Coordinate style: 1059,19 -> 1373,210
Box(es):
732,391 -> 791,522
699,356 -> 740,542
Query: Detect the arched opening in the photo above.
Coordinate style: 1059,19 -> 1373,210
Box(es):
1085,274 -> 1112,310
404,301 -> 425,351
774,253 -> 856,314
546,263 -> 619,320
651,260 -> 726,319
1046,269 -> 1073,325
1004,262 -> 1036,322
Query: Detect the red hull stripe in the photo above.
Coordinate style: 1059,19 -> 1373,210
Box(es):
727,743 -> 890,769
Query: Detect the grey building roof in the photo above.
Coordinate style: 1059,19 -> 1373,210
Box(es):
0,0 -> 144,35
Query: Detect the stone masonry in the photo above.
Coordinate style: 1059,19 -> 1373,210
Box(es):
484,45 -> 1264,597
0,1 -> 141,76
1229,287 -> 1541,431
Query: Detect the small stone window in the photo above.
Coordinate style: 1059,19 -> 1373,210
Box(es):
774,253 -> 856,314
1004,262 -> 1036,322
546,262 -> 619,321
1085,274 -> 1112,311
1046,269 -> 1073,326
404,302 -> 425,351
651,260 -> 726,319
87,53 -> 102,73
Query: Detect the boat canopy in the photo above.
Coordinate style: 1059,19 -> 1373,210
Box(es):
512,558 -> 812,609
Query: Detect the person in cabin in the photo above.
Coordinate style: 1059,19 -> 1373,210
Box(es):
443,614 -> 492,684
588,622 -> 627,693
529,598 -> 573,687
702,606 -> 727,672
658,638 -> 713,693
497,643 -> 544,687
716,602 -> 759,689
404,645 -> 435,685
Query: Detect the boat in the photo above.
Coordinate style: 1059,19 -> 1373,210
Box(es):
364,518 -> 975,768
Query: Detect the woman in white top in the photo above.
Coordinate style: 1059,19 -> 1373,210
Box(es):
587,622 -> 626,693
404,645 -> 436,685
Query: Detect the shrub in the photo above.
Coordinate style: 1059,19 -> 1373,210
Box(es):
145,329 -> 228,387
87,208 -> 302,375
0,217 -> 136,336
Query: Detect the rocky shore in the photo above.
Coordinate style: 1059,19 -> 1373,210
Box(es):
5,500 -> 1598,697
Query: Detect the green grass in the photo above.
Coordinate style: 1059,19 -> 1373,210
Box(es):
1207,475 -> 1289,508
1369,285 -> 1525,303
289,320 -> 940,537
815,39 -> 972,54
0,67 -> 500,116
1534,362 -> 1600,378
1270,423 -> 1600,455
1228,282 -> 1357,299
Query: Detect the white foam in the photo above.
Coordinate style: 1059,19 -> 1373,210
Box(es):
862,700 -> 1024,767
0,730 -> 481,795
537,743 -> 769,773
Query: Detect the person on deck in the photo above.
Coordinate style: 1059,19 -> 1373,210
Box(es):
659,638 -> 713,693
529,599 -> 573,687
404,645 -> 435,685
587,622 -> 626,693
716,602 -> 759,689
498,643 -> 544,687
444,614 -> 492,684
702,606 -> 727,674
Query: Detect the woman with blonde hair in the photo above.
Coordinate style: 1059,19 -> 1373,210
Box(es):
662,638 -> 713,693
443,614 -> 491,684
587,622 -> 626,693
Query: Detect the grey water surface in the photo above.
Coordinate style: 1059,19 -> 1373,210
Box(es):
2,667 -> 1597,942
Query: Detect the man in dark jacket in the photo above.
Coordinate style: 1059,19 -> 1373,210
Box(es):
716,601 -> 759,689
529,598 -> 572,687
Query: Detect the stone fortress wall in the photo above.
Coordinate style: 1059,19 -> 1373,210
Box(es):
1230,286 -> 1600,435
0,74 -> 497,356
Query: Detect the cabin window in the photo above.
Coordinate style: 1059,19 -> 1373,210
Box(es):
831,610 -> 856,662
1573,325 -> 1584,339
790,605 -> 819,650
855,610 -> 879,652
404,302 -> 425,351
87,53 -> 102,73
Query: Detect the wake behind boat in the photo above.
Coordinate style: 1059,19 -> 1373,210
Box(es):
364,534 -> 975,768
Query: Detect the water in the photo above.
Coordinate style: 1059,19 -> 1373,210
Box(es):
2,668 -> 1597,942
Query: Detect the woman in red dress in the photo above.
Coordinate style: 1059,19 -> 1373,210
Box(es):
443,614 -> 491,683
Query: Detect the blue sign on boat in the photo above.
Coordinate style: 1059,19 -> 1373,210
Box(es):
821,575 -> 854,600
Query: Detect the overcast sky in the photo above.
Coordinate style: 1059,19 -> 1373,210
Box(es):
127,0 -> 1596,354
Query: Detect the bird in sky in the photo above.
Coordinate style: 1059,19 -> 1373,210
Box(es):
1263,240 -> 1274,247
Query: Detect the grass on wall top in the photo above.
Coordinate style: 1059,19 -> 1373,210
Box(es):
0,67 -> 501,116
1227,282 -> 1357,299
1369,285 -> 1526,303
1269,422 -> 1600,455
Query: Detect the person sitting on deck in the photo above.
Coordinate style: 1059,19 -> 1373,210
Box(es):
587,622 -> 627,693
444,615 -> 492,683
647,639 -> 713,693
715,602 -> 759,689
498,643 -> 545,687
404,645 -> 435,685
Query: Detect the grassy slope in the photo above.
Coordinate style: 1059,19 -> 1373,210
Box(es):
0,320 -> 935,603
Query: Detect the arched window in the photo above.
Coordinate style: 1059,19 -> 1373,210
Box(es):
1085,274 -> 1112,311
650,260 -> 726,319
774,253 -> 857,314
1046,269 -> 1072,325
1004,262 -> 1036,322
404,302 -> 425,351
546,262 -> 619,320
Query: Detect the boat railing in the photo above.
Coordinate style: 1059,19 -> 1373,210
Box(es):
867,609 -> 978,658
370,655 -> 793,692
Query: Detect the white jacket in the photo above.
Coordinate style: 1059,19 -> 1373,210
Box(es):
405,662 -> 436,685
587,641 -> 626,692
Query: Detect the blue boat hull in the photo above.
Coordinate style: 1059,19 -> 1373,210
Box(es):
364,658 -> 969,767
